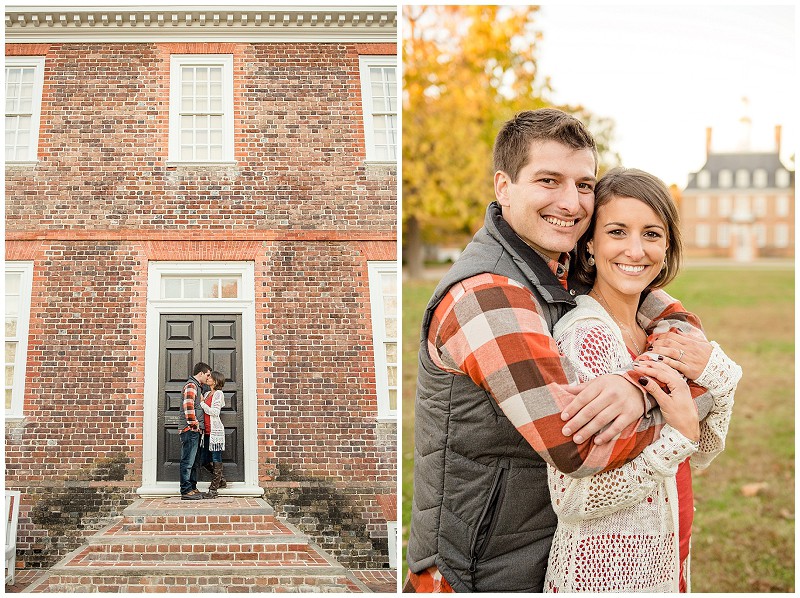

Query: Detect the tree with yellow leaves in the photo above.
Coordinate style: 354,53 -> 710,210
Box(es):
403,5 -> 618,278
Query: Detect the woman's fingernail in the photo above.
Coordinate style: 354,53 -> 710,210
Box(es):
638,376 -> 649,386
657,354 -> 664,361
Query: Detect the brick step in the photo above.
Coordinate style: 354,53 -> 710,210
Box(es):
21,497 -> 372,593
66,540 -> 333,566
26,571 -> 366,593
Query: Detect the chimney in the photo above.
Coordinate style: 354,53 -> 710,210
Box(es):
775,125 -> 782,154
705,127 -> 712,158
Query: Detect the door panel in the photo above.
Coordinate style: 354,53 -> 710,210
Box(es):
157,314 -> 244,482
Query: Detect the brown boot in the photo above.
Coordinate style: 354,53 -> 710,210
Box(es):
203,462 -> 224,499
203,462 -> 226,488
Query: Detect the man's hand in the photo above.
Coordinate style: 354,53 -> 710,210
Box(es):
559,374 -> 646,445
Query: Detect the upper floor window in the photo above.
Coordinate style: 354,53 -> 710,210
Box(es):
359,56 -> 397,162
718,195 -> 732,218
5,262 -> 34,418
169,55 -> 234,163
368,261 -> 398,419
735,168 -> 750,188
696,195 -> 710,218
5,57 -> 45,162
775,168 -> 790,188
753,168 -> 768,188
696,170 -> 710,188
718,169 -> 733,188
717,223 -> 730,248
753,196 -> 767,218
696,224 -> 710,248
776,195 -> 790,218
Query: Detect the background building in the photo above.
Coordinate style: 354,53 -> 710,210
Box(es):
680,123 -> 794,261
5,4 -> 398,580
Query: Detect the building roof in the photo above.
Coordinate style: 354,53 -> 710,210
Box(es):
5,6 -> 397,42
685,150 -> 794,190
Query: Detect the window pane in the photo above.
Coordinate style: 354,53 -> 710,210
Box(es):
184,278 -> 201,298
6,273 -> 21,294
384,316 -> 397,338
5,296 -> 19,317
6,342 -> 16,362
387,364 -> 397,387
203,279 -> 219,298
221,279 -> 238,298
385,342 -> 397,364
163,279 -> 181,299
6,318 -> 18,337
381,272 -> 396,295
5,365 -> 14,386
387,388 -> 397,411
5,389 -> 12,410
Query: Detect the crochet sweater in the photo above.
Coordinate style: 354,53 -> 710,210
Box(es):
200,390 -> 226,452
544,294 -> 741,592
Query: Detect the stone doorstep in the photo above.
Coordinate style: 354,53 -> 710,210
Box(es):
18,496 -> 374,593
124,497 -> 275,518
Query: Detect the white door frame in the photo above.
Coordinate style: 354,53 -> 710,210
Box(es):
137,261 -> 262,496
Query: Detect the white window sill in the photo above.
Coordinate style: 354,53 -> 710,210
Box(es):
5,160 -> 39,167
165,161 -> 238,167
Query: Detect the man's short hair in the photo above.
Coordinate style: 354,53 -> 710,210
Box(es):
493,108 -> 598,182
192,362 -> 211,376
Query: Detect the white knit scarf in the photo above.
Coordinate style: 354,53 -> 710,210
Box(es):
203,390 -> 226,452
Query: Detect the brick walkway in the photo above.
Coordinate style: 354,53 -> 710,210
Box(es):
6,497 -> 391,593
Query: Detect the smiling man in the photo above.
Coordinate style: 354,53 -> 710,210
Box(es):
404,109 -> 714,593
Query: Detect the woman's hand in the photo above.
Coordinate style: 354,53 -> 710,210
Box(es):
632,359 -> 700,442
648,329 -> 713,380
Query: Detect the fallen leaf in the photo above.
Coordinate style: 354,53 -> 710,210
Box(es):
740,482 -> 768,497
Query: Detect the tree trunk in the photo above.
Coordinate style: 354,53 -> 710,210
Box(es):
404,215 -> 424,280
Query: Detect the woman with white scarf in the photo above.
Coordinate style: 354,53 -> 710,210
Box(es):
200,371 -> 226,499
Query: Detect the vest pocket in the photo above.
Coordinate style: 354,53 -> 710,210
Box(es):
468,460 -> 508,591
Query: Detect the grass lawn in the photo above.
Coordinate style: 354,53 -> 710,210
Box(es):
401,266 -> 794,592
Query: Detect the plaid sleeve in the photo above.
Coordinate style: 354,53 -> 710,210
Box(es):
182,382 -> 199,427
429,273 -> 658,477
637,288 -> 715,419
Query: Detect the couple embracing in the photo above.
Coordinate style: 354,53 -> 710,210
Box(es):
405,109 -> 742,592
179,362 -> 228,501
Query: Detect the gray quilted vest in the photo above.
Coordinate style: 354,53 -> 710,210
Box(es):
407,202 -> 586,592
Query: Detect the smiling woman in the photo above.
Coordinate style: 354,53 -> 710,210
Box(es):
546,167 -> 742,592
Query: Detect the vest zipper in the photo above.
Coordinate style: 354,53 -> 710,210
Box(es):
468,461 -> 508,591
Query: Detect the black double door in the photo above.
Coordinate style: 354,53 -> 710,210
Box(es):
156,314 -> 244,482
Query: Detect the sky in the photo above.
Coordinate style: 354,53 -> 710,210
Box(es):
535,4 -> 797,187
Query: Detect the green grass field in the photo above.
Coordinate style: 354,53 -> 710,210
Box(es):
401,266 -> 794,592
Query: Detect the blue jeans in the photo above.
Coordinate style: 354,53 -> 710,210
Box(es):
179,430 -> 201,494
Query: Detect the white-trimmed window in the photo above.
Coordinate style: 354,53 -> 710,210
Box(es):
753,168 -> 768,188
718,169 -> 732,188
696,195 -> 710,218
5,56 -> 45,162
5,262 -> 34,417
696,170 -> 710,189
734,195 -> 750,217
717,223 -> 730,248
368,261 -> 398,419
161,276 -> 240,300
169,55 -> 234,163
776,196 -> 790,218
359,56 -> 397,162
753,196 -> 767,218
718,195 -> 732,218
776,168 -> 790,188
775,223 -> 789,248
696,224 -> 710,248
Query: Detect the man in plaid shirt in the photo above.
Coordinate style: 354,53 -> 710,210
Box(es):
179,362 -> 211,500
405,109 -> 713,592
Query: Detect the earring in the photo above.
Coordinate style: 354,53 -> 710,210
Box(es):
587,254 -> 595,267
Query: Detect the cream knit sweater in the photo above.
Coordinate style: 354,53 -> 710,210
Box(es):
544,295 -> 741,592
200,389 -> 226,452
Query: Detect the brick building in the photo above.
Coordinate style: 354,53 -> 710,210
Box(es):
5,4 -> 398,577
680,125 -> 795,260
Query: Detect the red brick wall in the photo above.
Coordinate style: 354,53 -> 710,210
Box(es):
5,40 -> 396,569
